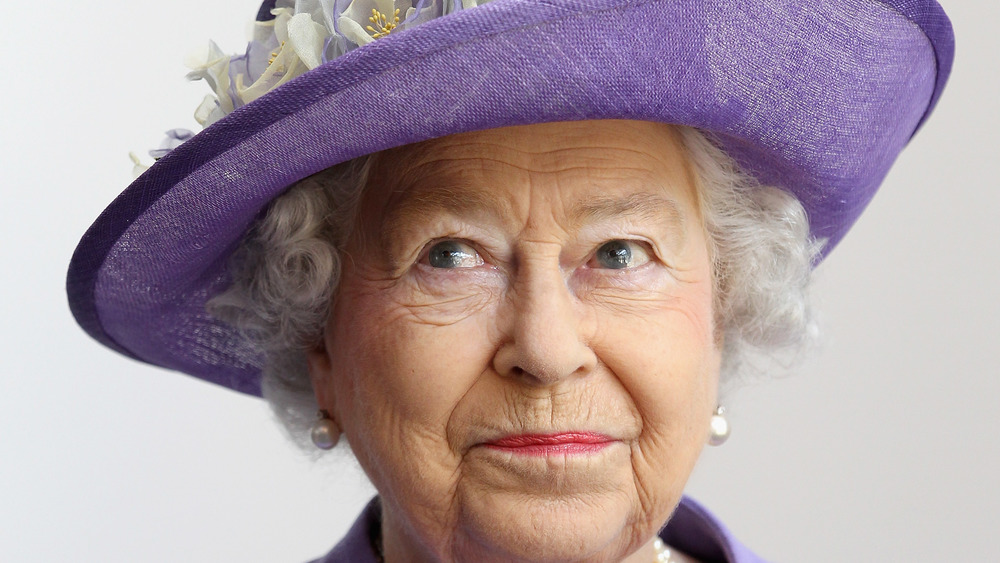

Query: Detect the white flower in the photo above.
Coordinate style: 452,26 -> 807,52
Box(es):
337,0 -> 451,47
287,12 -> 329,70
182,0 -> 489,128
138,0 -> 492,174
233,8 -> 316,105
186,41 -> 236,127
129,152 -> 150,179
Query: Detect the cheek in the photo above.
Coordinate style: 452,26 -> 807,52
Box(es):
591,275 -> 720,485
329,261 -> 503,402
330,298 -> 496,428
594,274 -> 719,398
322,273 -> 500,506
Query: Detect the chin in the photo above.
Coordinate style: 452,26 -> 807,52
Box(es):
452,488 -> 648,563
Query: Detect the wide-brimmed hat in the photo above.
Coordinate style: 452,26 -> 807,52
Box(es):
67,0 -> 954,396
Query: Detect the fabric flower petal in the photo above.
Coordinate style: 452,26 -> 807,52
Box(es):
148,129 -> 195,159
129,152 -> 150,179
272,7 -> 295,44
236,47 -> 307,104
193,94 -> 226,127
287,13 -> 329,69
186,41 -> 235,115
402,0 -> 442,28
337,15 -> 376,46
183,0 -> 487,130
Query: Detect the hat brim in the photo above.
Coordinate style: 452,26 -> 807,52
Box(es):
67,0 -> 954,395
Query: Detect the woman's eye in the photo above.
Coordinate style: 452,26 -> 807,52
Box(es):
425,240 -> 483,269
590,240 -> 652,270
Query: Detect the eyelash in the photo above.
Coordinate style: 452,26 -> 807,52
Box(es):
420,239 -> 485,269
417,238 -> 658,271
586,239 -> 655,271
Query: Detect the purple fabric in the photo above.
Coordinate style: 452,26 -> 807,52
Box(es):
309,496 -> 767,562
66,0 -> 954,394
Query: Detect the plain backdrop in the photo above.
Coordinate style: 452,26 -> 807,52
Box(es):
2,1 -> 997,561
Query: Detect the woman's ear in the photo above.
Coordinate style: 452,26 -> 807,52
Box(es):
306,339 -> 334,410
305,338 -> 342,450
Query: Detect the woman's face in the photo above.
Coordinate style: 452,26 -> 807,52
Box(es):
308,120 -> 721,562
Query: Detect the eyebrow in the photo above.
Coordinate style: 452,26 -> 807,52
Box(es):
378,181 -> 688,253
570,192 -> 686,232
378,182 -> 513,246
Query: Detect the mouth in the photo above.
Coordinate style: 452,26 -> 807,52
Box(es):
482,432 -> 616,456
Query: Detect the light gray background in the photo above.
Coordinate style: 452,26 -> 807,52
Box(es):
2,1 -> 997,561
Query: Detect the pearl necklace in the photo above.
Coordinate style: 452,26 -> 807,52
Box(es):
653,537 -> 679,563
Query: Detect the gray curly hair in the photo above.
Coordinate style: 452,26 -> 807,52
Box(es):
208,125 -> 819,449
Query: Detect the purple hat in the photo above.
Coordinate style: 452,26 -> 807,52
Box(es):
67,0 -> 954,396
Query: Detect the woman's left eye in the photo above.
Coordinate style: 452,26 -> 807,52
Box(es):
588,240 -> 652,270
424,240 -> 484,269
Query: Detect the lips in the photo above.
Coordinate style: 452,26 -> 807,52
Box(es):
482,432 -> 615,455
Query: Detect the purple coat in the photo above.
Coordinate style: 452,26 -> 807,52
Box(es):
310,496 -> 766,562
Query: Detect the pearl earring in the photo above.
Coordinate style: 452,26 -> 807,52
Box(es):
310,410 -> 341,450
708,405 -> 730,446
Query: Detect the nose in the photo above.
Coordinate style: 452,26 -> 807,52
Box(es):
492,258 -> 596,385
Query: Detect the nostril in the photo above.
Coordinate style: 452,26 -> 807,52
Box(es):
492,277 -> 596,384
506,364 -> 537,382
506,356 -> 583,386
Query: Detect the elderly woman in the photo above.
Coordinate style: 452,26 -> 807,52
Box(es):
67,0 -> 953,561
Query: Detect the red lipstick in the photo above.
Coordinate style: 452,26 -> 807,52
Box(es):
483,432 -> 615,455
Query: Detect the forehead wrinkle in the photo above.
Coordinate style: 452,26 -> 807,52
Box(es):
404,134 -> 674,172
367,125 -> 695,253
570,192 -> 686,235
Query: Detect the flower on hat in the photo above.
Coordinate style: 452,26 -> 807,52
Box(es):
187,41 -> 236,127
336,0 -> 448,48
187,0 -> 489,128
188,7 -> 319,127
136,0 -> 489,167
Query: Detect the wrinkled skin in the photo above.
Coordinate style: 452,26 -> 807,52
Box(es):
308,120 -> 720,562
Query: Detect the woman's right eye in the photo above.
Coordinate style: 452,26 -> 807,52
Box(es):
424,240 -> 484,269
